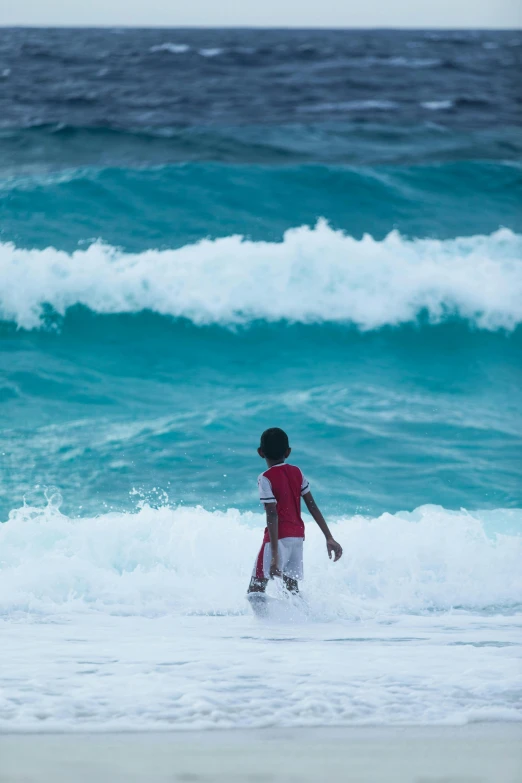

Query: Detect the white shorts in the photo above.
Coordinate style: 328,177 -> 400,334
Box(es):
252,537 -> 304,581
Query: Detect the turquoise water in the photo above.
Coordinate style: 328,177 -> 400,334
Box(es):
2,159 -> 522,521
3,160 -> 522,251
3,220 -> 522,523
0,307 -> 521,519
1,27 -> 521,525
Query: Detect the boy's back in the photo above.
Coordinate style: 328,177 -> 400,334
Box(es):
258,463 -> 309,541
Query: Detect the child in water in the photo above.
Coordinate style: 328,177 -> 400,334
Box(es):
248,427 -> 343,595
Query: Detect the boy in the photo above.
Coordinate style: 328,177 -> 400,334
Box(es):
248,427 -> 342,595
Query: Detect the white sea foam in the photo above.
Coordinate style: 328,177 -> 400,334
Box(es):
300,100 -> 399,113
2,610 -> 521,731
150,43 -> 190,54
1,501 -> 521,730
366,56 -> 442,68
199,48 -> 223,58
1,223 -> 521,331
422,100 -> 454,110
1,501 -> 520,618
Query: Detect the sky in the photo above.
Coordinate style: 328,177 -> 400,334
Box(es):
1,0 -> 521,28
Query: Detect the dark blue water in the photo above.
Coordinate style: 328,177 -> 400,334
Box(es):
0,28 -> 521,523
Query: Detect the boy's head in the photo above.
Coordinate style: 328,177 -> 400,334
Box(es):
258,427 -> 291,462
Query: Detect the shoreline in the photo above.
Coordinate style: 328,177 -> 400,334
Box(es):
1,724 -> 521,783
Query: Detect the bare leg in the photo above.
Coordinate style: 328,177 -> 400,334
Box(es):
248,576 -> 268,594
283,575 -> 299,594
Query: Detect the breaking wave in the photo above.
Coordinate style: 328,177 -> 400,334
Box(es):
1,499 -> 521,619
1,223 -> 521,331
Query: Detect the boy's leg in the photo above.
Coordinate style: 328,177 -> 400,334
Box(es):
283,575 -> 299,594
248,576 -> 268,593
281,538 -> 303,594
247,541 -> 270,593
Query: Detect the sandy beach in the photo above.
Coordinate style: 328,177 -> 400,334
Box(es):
1,724 -> 521,783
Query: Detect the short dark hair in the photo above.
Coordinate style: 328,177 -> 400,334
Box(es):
260,428 -> 289,460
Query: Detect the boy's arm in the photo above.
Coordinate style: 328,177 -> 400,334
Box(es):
265,503 -> 281,578
303,492 -> 343,561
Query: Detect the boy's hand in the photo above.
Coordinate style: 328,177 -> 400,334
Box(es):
327,538 -> 343,562
269,556 -> 281,579
304,492 -> 342,563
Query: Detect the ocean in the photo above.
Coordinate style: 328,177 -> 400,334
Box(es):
0,27 -> 521,732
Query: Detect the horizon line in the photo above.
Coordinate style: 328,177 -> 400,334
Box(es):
0,24 -> 520,31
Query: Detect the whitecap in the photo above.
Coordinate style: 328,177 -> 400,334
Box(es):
386,56 -> 441,68
150,43 -> 190,54
199,48 -> 224,58
358,56 -> 441,68
1,222 -> 521,332
300,100 -> 399,113
421,100 -> 454,111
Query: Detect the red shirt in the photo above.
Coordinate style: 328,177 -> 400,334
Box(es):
258,463 -> 310,542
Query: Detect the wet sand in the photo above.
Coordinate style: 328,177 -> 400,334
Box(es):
1,724 -> 521,782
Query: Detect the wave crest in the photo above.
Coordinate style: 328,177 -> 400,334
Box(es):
1,501 -> 521,618
1,222 -> 521,331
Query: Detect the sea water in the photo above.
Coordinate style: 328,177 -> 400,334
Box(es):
0,28 -> 521,731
